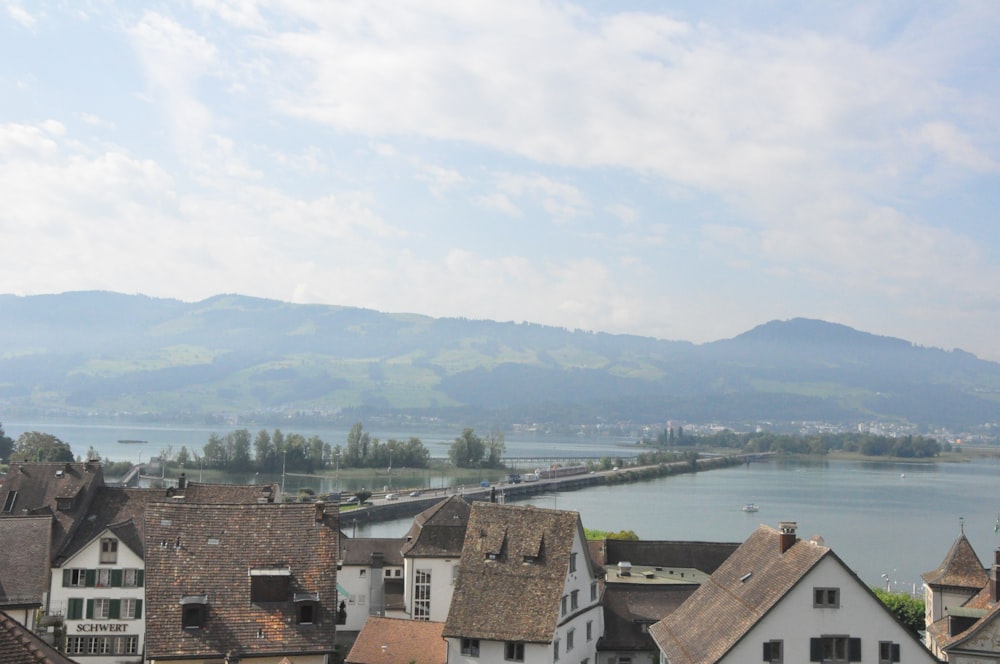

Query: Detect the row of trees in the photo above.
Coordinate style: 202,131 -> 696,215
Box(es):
643,429 -> 944,458
447,428 -> 506,468
0,427 -> 73,463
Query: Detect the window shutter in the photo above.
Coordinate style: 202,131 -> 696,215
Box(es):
109,599 -> 120,619
86,599 -> 94,619
85,569 -> 96,587
111,569 -> 123,587
848,637 -> 861,662
134,599 -> 143,619
891,643 -> 900,662
67,598 -> 83,620
809,638 -> 822,662
763,642 -> 772,661
62,569 -> 71,587
137,570 -> 144,587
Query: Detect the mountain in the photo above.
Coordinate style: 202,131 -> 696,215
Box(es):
0,292 -> 997,431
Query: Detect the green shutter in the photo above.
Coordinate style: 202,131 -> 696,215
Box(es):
848,637 -> 861,662
109,599 -> 120,619
67,598 -> 83,620
134,599 -> 143,619
809,638 -> 821,662
85,569 -> 96,587
86,599 -> 94,619
137,570 -> 144,587
62,569 -> 71,587
111,569 -> 123,587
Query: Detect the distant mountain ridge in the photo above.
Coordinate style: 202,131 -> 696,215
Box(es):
0,292 -> 997,431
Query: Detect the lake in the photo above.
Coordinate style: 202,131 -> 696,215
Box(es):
4,420 -> 996,591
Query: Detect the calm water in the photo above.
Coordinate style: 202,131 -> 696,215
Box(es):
5,420 -> 997,590
356,456 -> 1000,591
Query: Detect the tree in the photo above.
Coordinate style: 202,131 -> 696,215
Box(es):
254,429 -> 275,471
484,430 -> 506,468
11,431 -> 74,462
872,588 -> 924,634
449,428 -> 486,468
0,422 -> 12,462
354,489 -> 373,505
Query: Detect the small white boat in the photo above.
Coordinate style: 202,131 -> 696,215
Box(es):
742,503 -> 759,513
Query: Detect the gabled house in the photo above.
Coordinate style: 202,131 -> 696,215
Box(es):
923,528 -> 1000,662
598,539 -> 739,664
444,502 -> 602,664
400,495 -> 471,622
338,537 -> 406,632
143,500 -> 339,664
650,521 -> 938,664
346,616 -> 447,664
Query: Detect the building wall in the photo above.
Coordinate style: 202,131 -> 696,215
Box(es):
446,637 -> 553,664
722,556 -> 936,663
49,532 -> 145,664
404,556 -> 459,622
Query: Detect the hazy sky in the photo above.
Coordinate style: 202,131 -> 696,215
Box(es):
2,2 -> 998,359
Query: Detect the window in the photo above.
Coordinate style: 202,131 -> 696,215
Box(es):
123,568 -> 141,587
121,598 -> 142,620
250,569 -> 291,603
561,595 -> 568,615
763,639 -> 783,663
2,490 -> 16,512
94,598 -> 111,620
617,658 -> 633,664
64,569 -> 87,587
569,552 -> 577,573
809,636 -> 860,662
570,589 -> 579,611
591,581 -> 598,601
67,636 -> 138,655
461,638 -> 480,656
180,595 -> 208,629
123,636 -> 139,655
414,569 -> 432,620
505,641 -> 525,661
553,638 -> 560,661
586,620 -> 593,641
567,628 -> 575,651
298,603 -> 315,625
66,636 -> 85,655
878,641 -> 900,663
451,565 -> 459,585
385,569 -> 392,577
100,538 -> 118,564
359,569 -> 366,577
813,587 -> 840,608
96,568 -> 112,587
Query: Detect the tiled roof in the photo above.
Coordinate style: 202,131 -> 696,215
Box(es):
921,533 -> 988,589
604,539 -> 739,575
143,501 -> 339,660
346,616 -> 446,664
400,496 -> 471,558
0,610 -> 78,664
0,517 -> 51,609
944,602 -> 1000,654
600,584 -> 696,652
650,525 -> 829,664
0,462 -> 103,560
340,537 -> 405,566
443,502 -> 583,643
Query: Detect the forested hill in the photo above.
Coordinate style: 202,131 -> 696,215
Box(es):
0,291 -> 998,430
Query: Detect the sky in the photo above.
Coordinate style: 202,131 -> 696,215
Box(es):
2,2 -> 999,361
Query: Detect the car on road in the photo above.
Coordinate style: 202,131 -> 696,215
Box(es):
408,490 -> 421,497
343,495 -> 359,504
385,493 -> 399,500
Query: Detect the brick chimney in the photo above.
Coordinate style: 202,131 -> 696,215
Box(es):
315,501 -> 325,523
779,522 -> 798,554
177,473 -> 186,490
992,549 -> 1000,604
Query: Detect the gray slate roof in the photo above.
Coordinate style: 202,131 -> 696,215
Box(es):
650,524 -> 829,664
400,495 -> 471,558
143,501 -> 339,660
443,502 -> 585,643
0,517 -> 51,609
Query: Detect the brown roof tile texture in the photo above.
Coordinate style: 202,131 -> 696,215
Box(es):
921,533 -> 988,589
0,610 -> 78,664
346,616 -> 446,664
0,517 -> 51,608
650,525 -> 828,664
400,496 -> 471,558
143,501 -> 339,660
443,502 -> 583,644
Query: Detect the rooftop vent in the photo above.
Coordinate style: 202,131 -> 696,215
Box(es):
619,562 -> 632,577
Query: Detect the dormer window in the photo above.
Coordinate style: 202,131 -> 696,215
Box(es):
569,552 -> 577,573
294,592 -> 320,625
100,538 -> 118,564
249,568 -> 291,603
180,595 -> 208,629
2,490 -> 16,512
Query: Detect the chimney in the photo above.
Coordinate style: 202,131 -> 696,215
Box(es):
490,487 -> 497,503
177,473 -> 186,490
779,521 -> 798,554
315,501 -> 325,523
992,549 -> 1000,603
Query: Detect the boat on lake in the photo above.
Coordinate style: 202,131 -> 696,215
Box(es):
117,439 -> 148,444
742,503 -> 759,513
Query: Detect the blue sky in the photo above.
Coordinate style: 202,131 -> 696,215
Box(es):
2,1 -> 999,360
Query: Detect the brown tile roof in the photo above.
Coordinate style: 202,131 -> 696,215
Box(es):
346,616 -> 446,664
0,517 -> 51,609
0,610 -> 78,664
443,502 -> 585,643
0,462 -> 103,561
944,602 -> 1000,654
600,584 -> 696,652
400,496 -> 471,558
921,533 -> 988,589
143,501 -> 339,660
340,537 -> 405,566
604,539 -> 739,575
650,525 -> 829,664
165,480 -> 279,505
